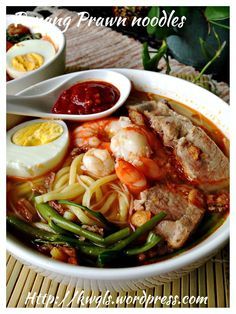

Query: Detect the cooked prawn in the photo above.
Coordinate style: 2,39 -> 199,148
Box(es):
111,125 -> 168,190
73,117 -> 167,194
115,159 -> 148,194
72,117 -> 132,150
125,125 -> 165,157
110,126 -> 152,166
82,148 -> 115,178
135,157 -> 166,180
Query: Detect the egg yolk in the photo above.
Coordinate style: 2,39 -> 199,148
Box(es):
12,122 -> 63,146
11,52 -> 44,72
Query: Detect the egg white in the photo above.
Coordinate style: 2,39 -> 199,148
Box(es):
6,39 -> 56,79
7,119 -> 69,178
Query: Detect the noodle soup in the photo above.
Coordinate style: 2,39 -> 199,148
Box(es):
7,90 -> 229,267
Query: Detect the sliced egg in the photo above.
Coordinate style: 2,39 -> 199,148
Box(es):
7,119 -> 69,178
6,39 -> 55,79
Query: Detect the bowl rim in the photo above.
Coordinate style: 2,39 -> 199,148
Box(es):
6,14 -> 66,85
6,68 -> 230,281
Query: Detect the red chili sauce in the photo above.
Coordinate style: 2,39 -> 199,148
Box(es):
51,81 -> 120,115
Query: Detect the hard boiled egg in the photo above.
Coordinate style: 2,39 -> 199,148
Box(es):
7,119 -> 69,178
6,39 -> 55,79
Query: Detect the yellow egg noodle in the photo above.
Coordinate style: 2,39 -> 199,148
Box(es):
82,174 -> 118,208
35,183 -> 85,203
53,166 -> 70,190
69,154 -> 84,184
53,173 -> 70,190
9,153 -> 131,225
67,204 -> 95,225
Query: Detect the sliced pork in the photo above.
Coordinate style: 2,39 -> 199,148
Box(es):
129,100 -> 229,190
134,184 -> 206,249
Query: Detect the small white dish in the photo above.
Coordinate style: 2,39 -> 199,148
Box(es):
7,70 -> 132,121
6,15 -> 66,95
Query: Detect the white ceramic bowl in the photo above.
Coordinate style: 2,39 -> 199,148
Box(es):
7,69 -> 229,291
6,15 -> 66,95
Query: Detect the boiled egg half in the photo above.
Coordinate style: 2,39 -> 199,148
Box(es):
6,39 -> 56,79
7,119 -> 69,178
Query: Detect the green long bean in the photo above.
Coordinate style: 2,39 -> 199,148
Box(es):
104,227 -> 131,245
97,212 -> 166,265
35,226 -> 132,256
8,207 -> 166,266
7,215 -> 82,246
58,200 -> 118,231
36,202 -> 133,246
125,232 -> 161,255
79,245 -> 105,257
34,239 -> 105,257
35,203 -> 105,245
110,211 -> 166,251
8,215 -> 109,257
48,220 -> 71,235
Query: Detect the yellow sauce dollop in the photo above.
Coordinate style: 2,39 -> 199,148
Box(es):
12,122 -> 63,146
11,52 -> 44,72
